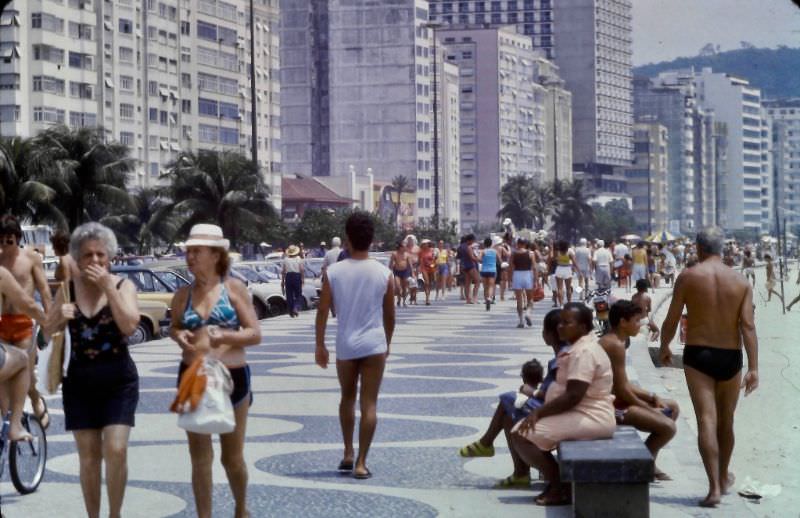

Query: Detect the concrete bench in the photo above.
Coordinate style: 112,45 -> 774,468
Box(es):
558,426 -> 654,518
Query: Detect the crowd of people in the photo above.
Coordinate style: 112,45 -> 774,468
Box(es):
0,212 -> 776,514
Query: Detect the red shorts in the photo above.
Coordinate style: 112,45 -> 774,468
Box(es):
0,314 -> 34,343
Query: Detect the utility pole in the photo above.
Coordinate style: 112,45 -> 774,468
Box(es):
426,22 -> 442,226
249,0 -> 258,169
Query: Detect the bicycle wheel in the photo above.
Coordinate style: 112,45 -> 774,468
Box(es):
9,413 -> 47,494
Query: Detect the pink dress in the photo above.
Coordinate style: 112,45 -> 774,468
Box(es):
515,334 -> 616,451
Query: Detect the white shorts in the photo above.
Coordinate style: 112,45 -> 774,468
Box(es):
555,265 -> 573,280
512,270 -> 533,290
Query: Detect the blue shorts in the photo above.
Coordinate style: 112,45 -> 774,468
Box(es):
438,264 -> 449,276
499,391 -> 543,423
393,268 -> 411,280
480,271 -> 496,279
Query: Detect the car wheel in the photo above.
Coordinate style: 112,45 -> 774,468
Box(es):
253,298 -> 268,320
129,319 -> 152,345
267,298 -> 287,317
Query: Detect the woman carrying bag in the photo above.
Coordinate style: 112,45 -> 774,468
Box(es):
44,223 -> 140,518
169,224 -> 261,518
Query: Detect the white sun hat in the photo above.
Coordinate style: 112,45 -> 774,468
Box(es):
184,224 -> 230,250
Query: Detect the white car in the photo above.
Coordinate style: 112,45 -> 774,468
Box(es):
233,264 -> 318,317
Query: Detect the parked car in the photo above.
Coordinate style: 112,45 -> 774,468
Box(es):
132,299 -> 171,345
237,262 -> 320,314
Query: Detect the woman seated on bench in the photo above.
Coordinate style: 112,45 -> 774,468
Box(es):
510,302 -> 616,506
457,309 -> 565,488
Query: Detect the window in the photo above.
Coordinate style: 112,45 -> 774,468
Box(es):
149,107 -> 158,122
181,73 -> 192,88
181,99 -> 191,114
150,162 -> 159,177
219,101 -> 239,120
33,45 -> 64,64
119,75 -> 134,91
148,81 -> 158,96
69,82 -> 93,99
160,110 -> 168,125
119,103 -> 134,119
199,123 -> 218,143
0,73 -> 19,90
69,22 -> 93,41
118,18 -> 133,34
0,105 -> 20,122
180,21 -> 190,35
120,131 -> 134,146
218,26 -> 236,46
219,77 -> 238,96
33,106 -> 65,124
198,98 -> 218,117
118,46 -> 134,63
197,21 -> 217,41
68,52 -> 93,70
32,75 -> 65,95
219,127 -> 238,145
69,111 -> 96,128
31,13 -> 64,33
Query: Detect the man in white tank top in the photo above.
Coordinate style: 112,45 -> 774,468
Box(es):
315,212 -> 395,480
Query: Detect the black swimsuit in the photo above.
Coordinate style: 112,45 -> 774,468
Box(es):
62,280 -> 139,430
683,345 -> 743,381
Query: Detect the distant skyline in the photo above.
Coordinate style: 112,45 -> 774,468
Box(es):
632,0 -> 800,65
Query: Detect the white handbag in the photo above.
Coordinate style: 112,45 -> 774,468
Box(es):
177,358 -> 236,435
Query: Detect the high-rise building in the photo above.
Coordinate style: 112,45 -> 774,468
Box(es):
280,0 -> 447,224
440,25 -> 546,229
627,120 -> 668,233
437,52 -> 461,227
764,98 -> 800,234
0,0 -> 281,198
692,68 -> 770,233
429,0 -> 634,170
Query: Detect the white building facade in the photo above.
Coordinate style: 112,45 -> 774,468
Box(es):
764,99 -> 800,234
0,0 -> 281,199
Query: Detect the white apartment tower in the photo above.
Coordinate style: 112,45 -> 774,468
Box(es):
0,0 -> 281,199
693,68 -> 770,233
764,99 -> 800,234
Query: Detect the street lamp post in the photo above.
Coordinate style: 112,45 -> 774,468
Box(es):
248,0 -> 258,169
425,22 -> 442,226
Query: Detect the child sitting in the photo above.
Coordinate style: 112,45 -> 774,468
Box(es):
458,309 -> 567,488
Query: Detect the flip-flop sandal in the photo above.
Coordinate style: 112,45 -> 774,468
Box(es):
337,460 -> 354,473
493,475 -> 531,489
534,488 -> 571,506
353,469 -> 372,480
34,397 -> 50,430
458,441 -> 494,458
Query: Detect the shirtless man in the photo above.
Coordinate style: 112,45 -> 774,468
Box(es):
0,266 -> 47,441
0,216 -> 52,429
389,241 -> 411,307
659,227 -> 758,508
631,279 -> 660,340
600,300 -> 678,480
764,254 -> 783,304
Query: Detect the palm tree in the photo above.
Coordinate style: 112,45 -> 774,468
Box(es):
530,182 -> 555,231
390,175 -> 410,230
163,150 -> 278,249
497,174 -> 537,229
551,180 -> 594,241
29,125 -> 135,229
102,188 -> 177,254
0,137 -> 61,226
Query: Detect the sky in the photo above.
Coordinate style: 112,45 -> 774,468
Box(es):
632,0 -> 800,65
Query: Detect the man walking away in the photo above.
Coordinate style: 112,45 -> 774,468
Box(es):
659,227 -> 758,508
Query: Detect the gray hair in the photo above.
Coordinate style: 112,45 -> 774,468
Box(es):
332,236 -> 341,247
696,226 -> 724,255
69,222 -> 118,261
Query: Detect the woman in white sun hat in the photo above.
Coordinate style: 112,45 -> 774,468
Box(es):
169,223 -> 261,518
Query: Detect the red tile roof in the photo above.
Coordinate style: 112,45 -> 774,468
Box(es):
281,177 -> 352,204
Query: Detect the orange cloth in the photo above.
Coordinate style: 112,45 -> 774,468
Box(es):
170,357 -> 207,414
0,314 -> 34,343
514,334 -> 616,451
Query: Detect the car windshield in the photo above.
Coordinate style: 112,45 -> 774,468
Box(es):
232,267 -> 260,283
154,270 -> 189,290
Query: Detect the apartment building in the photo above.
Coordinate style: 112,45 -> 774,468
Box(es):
693,68 -> 770,233
429,0 -> 633,170
764,99 -> 800,234
440,25 -> 546,229
626,120 -> 668,233
280,0 -> 449,224
534,56 -> 571,183
0,0 -> 281,200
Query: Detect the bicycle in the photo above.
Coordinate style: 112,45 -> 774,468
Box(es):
0,410 -> 47,494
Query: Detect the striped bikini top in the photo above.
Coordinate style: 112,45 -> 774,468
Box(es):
181,281 -> 240,330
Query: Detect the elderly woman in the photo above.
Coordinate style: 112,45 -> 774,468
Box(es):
45,222 -> 140,518
510,302 -> 615,506
281,245 -> 305,317
169,224 -> 261,518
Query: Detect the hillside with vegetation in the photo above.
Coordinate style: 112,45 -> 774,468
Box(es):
634,46 -> 800,100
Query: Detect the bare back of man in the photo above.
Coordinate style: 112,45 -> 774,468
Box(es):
0,246 -> 52,428
660,231 -> 758,508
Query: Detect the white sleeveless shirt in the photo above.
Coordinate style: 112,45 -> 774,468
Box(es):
326,258 -> 392,360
